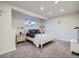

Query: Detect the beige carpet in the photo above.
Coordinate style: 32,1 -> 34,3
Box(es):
0,39 -> 79,58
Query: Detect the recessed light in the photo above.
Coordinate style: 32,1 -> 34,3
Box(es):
40,6 -> 44,10
54,1 -> 59,4
60,9 -> 64,12
49,12 -> 52,15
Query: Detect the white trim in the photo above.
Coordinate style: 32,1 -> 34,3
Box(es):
54,37 -> 70,42
12,7 -> 48,20
54,37 -> 78,43
0,48 -> 16,55
70,39 -> 77,43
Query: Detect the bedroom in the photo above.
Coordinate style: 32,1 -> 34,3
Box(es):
0,1 -> 79,58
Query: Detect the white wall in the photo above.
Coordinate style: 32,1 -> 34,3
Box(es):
0,3 -> 12,29
0,2 -> 44,55
43,13 -> 79,42
0,3 -> 16,55
0,29 -> 16,55
12,15 -> 43,32
12,18 -> 25,29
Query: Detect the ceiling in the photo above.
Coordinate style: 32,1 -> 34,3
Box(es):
12,9 -> 41,20
6,1 -> 79,19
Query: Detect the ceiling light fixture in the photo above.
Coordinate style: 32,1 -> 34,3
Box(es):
54,1 -> 59,4
49,12 -> 52,15
60,9 -> 64,12
40,6 -> 44,10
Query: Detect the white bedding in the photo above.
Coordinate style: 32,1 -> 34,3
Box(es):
27,33 -> 53,47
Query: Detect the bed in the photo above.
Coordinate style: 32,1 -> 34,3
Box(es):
26,29 -> 53,48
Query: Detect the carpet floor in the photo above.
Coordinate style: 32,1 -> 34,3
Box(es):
0,39 -> 79,58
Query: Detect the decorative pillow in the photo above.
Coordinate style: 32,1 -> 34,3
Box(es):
35,29 -> 41,34
29,29 -> 36,34
29,29 -> 41,34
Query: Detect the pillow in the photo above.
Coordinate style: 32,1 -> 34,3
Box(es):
35,29 -> 41,34
29,29 -> 41,34
29,29 -> 36,34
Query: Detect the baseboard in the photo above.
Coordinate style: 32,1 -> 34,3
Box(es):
70,39 -> 77,43
54,37 -> 70,42
0,48 -> 16,55
57,38 -> 70,42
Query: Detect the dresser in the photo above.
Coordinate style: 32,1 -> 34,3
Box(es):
70,28 -> 79,54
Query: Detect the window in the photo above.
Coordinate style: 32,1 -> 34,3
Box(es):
25,20 -> 36,26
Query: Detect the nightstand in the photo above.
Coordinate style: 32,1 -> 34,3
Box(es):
16,33 -> 26,43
